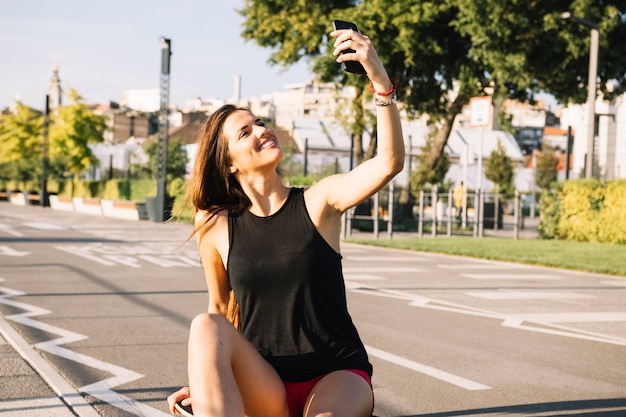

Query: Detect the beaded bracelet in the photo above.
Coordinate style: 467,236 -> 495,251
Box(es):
369,79 -> 396,96
374,90 -> 397,107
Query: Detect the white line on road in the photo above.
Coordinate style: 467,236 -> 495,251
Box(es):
507,312 -> 626,323
0,223 -> 23,237
0,282 -> 170,417
344,274 -> 386,281
466,291 -> 594,300
603,280 -> 626,287
438,263 -> 528,270
365,345 -> 491,391
461,273 -> 562,280
344,267 -> 426,273
0,245 -> 30,257
22,221 -> 68,230
347,256 -> 429,262
348,283 -> 626,347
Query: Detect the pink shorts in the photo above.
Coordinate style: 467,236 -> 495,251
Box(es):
283,369 -> 373,417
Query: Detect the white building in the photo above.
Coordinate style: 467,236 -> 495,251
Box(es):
560,93 -> 626,179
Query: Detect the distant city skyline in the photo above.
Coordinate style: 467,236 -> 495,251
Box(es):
1,0 -> 313,111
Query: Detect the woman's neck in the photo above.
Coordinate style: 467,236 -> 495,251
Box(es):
239,174 -> 290,217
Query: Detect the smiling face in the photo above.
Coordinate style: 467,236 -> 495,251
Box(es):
222,109 -> 283,176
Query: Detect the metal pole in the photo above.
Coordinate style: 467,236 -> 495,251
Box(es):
562,12 -> 599,179
565,126 -> 573,180
586,27 -> 599,178
387,183 -> 394,238
447,189 -> 452,237
431,186 -> 437,237
40,94 -> 50,207
303,138 -> 308,176
476,128 -> 484,236
513,190 -> 520,240
418,190 -> 424,238
462,144 -> 468,229
373,192 -> 379,239
155,37 -> 171,222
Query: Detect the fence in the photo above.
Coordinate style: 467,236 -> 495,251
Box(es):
342,183 -> 536,240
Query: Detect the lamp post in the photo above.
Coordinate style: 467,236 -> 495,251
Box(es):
40,94 -> 50,207
155,37 -> 171,222
562,11 -> 599,178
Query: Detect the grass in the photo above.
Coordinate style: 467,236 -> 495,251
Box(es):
345,236 -> 626,277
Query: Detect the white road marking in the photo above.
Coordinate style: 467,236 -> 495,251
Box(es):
344,274 -> 386,281
344,267 -> 425,273
0,396 -> 77,416
602,280 -> 626,287
55,244 -> 201,268
0,223 -> 23,237
466,291 -> 594,300
348,284 -> 626,347
461,273 -> 562,280
438,263 -> 528,270
365,345 -> 491,391
347,256 -> 428,262
0,282 -> 169,417
507,312 -> 626,323
22,221 -> 68,230
0,245 -> 30,257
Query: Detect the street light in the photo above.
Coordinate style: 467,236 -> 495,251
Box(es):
562,11 -> 599,178
40,94 -> 50,207
154,36 -> 171,222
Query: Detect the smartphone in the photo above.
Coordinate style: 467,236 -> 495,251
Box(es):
332,19 -> 367,74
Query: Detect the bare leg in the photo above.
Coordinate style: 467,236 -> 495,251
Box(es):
187,313 -> 289,417
303,370 -> 373,417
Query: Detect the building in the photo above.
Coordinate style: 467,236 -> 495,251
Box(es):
560,93 -> 625,179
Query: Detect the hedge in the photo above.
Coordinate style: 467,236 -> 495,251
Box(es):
538,179 -> 626,244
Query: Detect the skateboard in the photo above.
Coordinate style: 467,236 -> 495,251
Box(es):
175,401 -> 194,416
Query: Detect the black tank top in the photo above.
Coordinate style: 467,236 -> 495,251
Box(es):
227,187 -> 372,382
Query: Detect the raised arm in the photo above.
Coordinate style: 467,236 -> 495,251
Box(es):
316,28 -> 405,213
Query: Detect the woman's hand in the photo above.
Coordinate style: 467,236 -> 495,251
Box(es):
167,386 -> 191,415
330,28 -> 391,92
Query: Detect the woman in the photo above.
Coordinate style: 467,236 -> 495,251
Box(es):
168,27 -> 404,417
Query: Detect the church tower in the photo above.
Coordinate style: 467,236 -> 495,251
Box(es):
47,62 -> 62,113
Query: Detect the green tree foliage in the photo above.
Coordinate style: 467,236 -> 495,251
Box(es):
412,136 -> 450,189
0,102 -> 43,189
485,138 -> 515,197
238,0 -> 626,175
49,89 -> 106,183
143,138 -> 189,181
535,144 -> 559,190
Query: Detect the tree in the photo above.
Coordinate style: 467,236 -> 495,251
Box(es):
0,102 -> 43,189
238,1 -> 626,176
535,144 -> 559,190
485,138 -> 515,198
143,138 -> 189,182
412,136 -> 450,189
49,89 -> 107,190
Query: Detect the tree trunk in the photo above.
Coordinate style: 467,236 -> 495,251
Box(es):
423,92 -> 469,173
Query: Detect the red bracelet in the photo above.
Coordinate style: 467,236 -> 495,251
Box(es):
369,79 -> 396,96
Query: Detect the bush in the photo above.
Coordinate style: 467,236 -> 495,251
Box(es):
537,189 -> 560,239
538,179 -> 626,244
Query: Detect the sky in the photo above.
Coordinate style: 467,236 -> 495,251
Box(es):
0,0 -> 315,111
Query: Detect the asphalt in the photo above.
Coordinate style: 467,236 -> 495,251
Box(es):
0,202 -> 539,417
0,315 -> 100,417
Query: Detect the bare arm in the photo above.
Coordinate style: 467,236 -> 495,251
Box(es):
311,29 -> 405,214
194,211 -> 230,316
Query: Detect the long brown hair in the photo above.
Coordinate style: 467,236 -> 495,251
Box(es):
186,104 -> 252,217
185,104 -> 250,330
